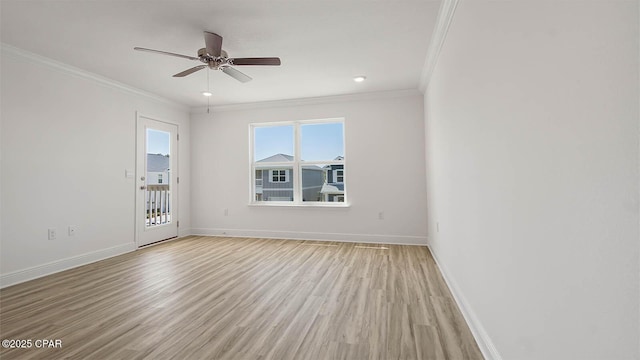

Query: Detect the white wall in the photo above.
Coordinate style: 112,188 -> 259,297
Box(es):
0,46 -> 191,286
190,91 -> 428,244
424,1 -> 639,359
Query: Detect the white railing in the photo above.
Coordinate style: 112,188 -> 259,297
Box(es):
146,185 -> 171,227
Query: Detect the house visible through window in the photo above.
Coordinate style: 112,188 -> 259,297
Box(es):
158,174 -> 163,184
251,119 -> 345,204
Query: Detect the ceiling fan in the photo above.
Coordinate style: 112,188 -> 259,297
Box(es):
134,31 -> 281,83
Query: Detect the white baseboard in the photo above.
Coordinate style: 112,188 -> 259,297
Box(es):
190,228 -> 427,246
427,245 -> 503,360
0,243 -> 136,289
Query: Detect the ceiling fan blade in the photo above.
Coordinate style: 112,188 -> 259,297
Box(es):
204,31 -> 223,57
134,47 -> 199,61
173,65 -> 207,77
222,67 -> 252,83
230,57 -> 281,66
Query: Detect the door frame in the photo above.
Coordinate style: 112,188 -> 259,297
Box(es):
135,112 -> 180,248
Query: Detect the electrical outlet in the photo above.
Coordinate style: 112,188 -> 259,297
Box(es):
224,208 -> 229,216
378,211 -> 384,220
48,228 -> 57,240
68,225 -> 78,236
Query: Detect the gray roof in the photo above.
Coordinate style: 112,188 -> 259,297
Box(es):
302,165 -> 324,171
320,183 -> 345,194
147,153 -> 170,172
257,153 -> 294,162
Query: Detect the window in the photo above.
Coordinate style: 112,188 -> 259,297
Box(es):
255,170 -> 263,186
251,119 -> 346,205
270,169 -> 289,183
158,174 -> 163,184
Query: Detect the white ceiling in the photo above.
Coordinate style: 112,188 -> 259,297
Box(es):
1,1 -> 441,107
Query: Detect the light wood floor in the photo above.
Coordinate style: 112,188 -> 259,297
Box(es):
0,236 -> 483,360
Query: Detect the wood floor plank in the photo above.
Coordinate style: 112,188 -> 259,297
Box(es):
0,236 -> 484,360
432,296 -> 486,360
413,324 -> 447,360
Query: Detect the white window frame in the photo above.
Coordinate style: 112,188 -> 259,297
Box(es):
249,118 -> 347,206
333,169 -> 344,183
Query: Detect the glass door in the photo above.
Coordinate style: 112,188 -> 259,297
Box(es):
136,114 -> 178,247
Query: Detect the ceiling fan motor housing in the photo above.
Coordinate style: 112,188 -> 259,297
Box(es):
198,48 -> 229,69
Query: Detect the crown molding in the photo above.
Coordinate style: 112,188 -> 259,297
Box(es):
190,88 -> 422,114
419,0 -> 460,93
1,43 -> 188,111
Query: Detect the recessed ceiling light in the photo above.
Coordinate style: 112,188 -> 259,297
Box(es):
353,76 -> 366,83
202,91 -> 213,97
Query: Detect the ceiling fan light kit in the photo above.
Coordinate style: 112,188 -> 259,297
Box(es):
134,31 -> 281,84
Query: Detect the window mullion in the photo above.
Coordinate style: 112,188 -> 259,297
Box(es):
293,122 -> 302,204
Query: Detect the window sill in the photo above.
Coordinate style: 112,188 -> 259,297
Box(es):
248,202 -> 350,208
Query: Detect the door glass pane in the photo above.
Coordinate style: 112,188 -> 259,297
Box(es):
254,125 -> 294,162
146,129 -> 171,226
